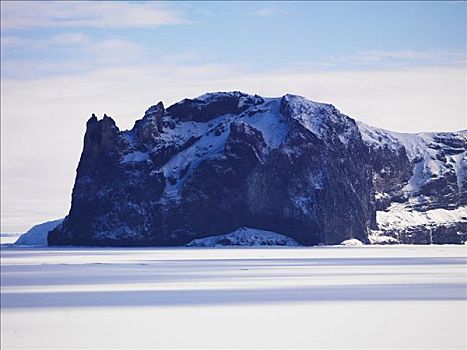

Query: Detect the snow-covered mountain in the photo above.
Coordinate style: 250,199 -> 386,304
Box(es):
15,218 -> 63,246
48,92 -> 466,246
358,123 -> 467,244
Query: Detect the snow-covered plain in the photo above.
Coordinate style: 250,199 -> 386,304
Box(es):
1,245 -> 466,349
0,233 -> 21,245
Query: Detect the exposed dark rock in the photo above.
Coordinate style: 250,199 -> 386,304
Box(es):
166,92 -> 264,122
432,223 -> 467,244
133,102 -> 165,150
48,92 -> 467,246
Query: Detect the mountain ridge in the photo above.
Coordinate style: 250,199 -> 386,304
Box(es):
48,91 -> 466,246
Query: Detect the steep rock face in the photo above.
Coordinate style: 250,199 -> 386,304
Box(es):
49,92 -> 375,246
48,92 -> 466,246
359,123 -> 467,244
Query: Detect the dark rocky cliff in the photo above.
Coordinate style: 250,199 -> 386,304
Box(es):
48,92 -> 466,246
358,123 -> 467,244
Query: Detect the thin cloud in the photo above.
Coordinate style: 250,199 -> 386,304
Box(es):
356,50 -> 466,63
84,39 -> 146,65
325,50 -> 467,67
254,7 -> 288,17
0,36 -> 31,49
47,33 -> 90,46
2,33 -> 90,50
1,35 -> 147,77
1,1 -> 188,30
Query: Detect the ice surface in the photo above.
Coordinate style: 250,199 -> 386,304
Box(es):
1,246 -> 466,349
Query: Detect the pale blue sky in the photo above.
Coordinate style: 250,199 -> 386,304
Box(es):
1,1 -> 466,78
1,1 -> 466,233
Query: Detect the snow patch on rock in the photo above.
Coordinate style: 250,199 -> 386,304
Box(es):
368,233 -> 399,245
369,204 -> 467,244
377,203 -> 467,230
187,227 -> 301,247
340,239 -> 364,246
121,151 -> 149,163
358,122 -> 466,205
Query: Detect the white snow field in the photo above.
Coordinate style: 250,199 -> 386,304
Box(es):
1,245 -> 466,349
0,233 -> 21,245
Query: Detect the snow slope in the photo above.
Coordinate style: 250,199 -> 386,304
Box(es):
340,238 -> 364,246
14,218 -> 63,246
369,204 -> 467,244
358,121 -> 466,199
187,227 -> 300,247
377,203 -> 467,230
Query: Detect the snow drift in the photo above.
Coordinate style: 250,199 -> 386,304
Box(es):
15,218 -> 64,246
187,227 -> 300,247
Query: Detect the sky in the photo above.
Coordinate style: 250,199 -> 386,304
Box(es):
1,1 -> 466,233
